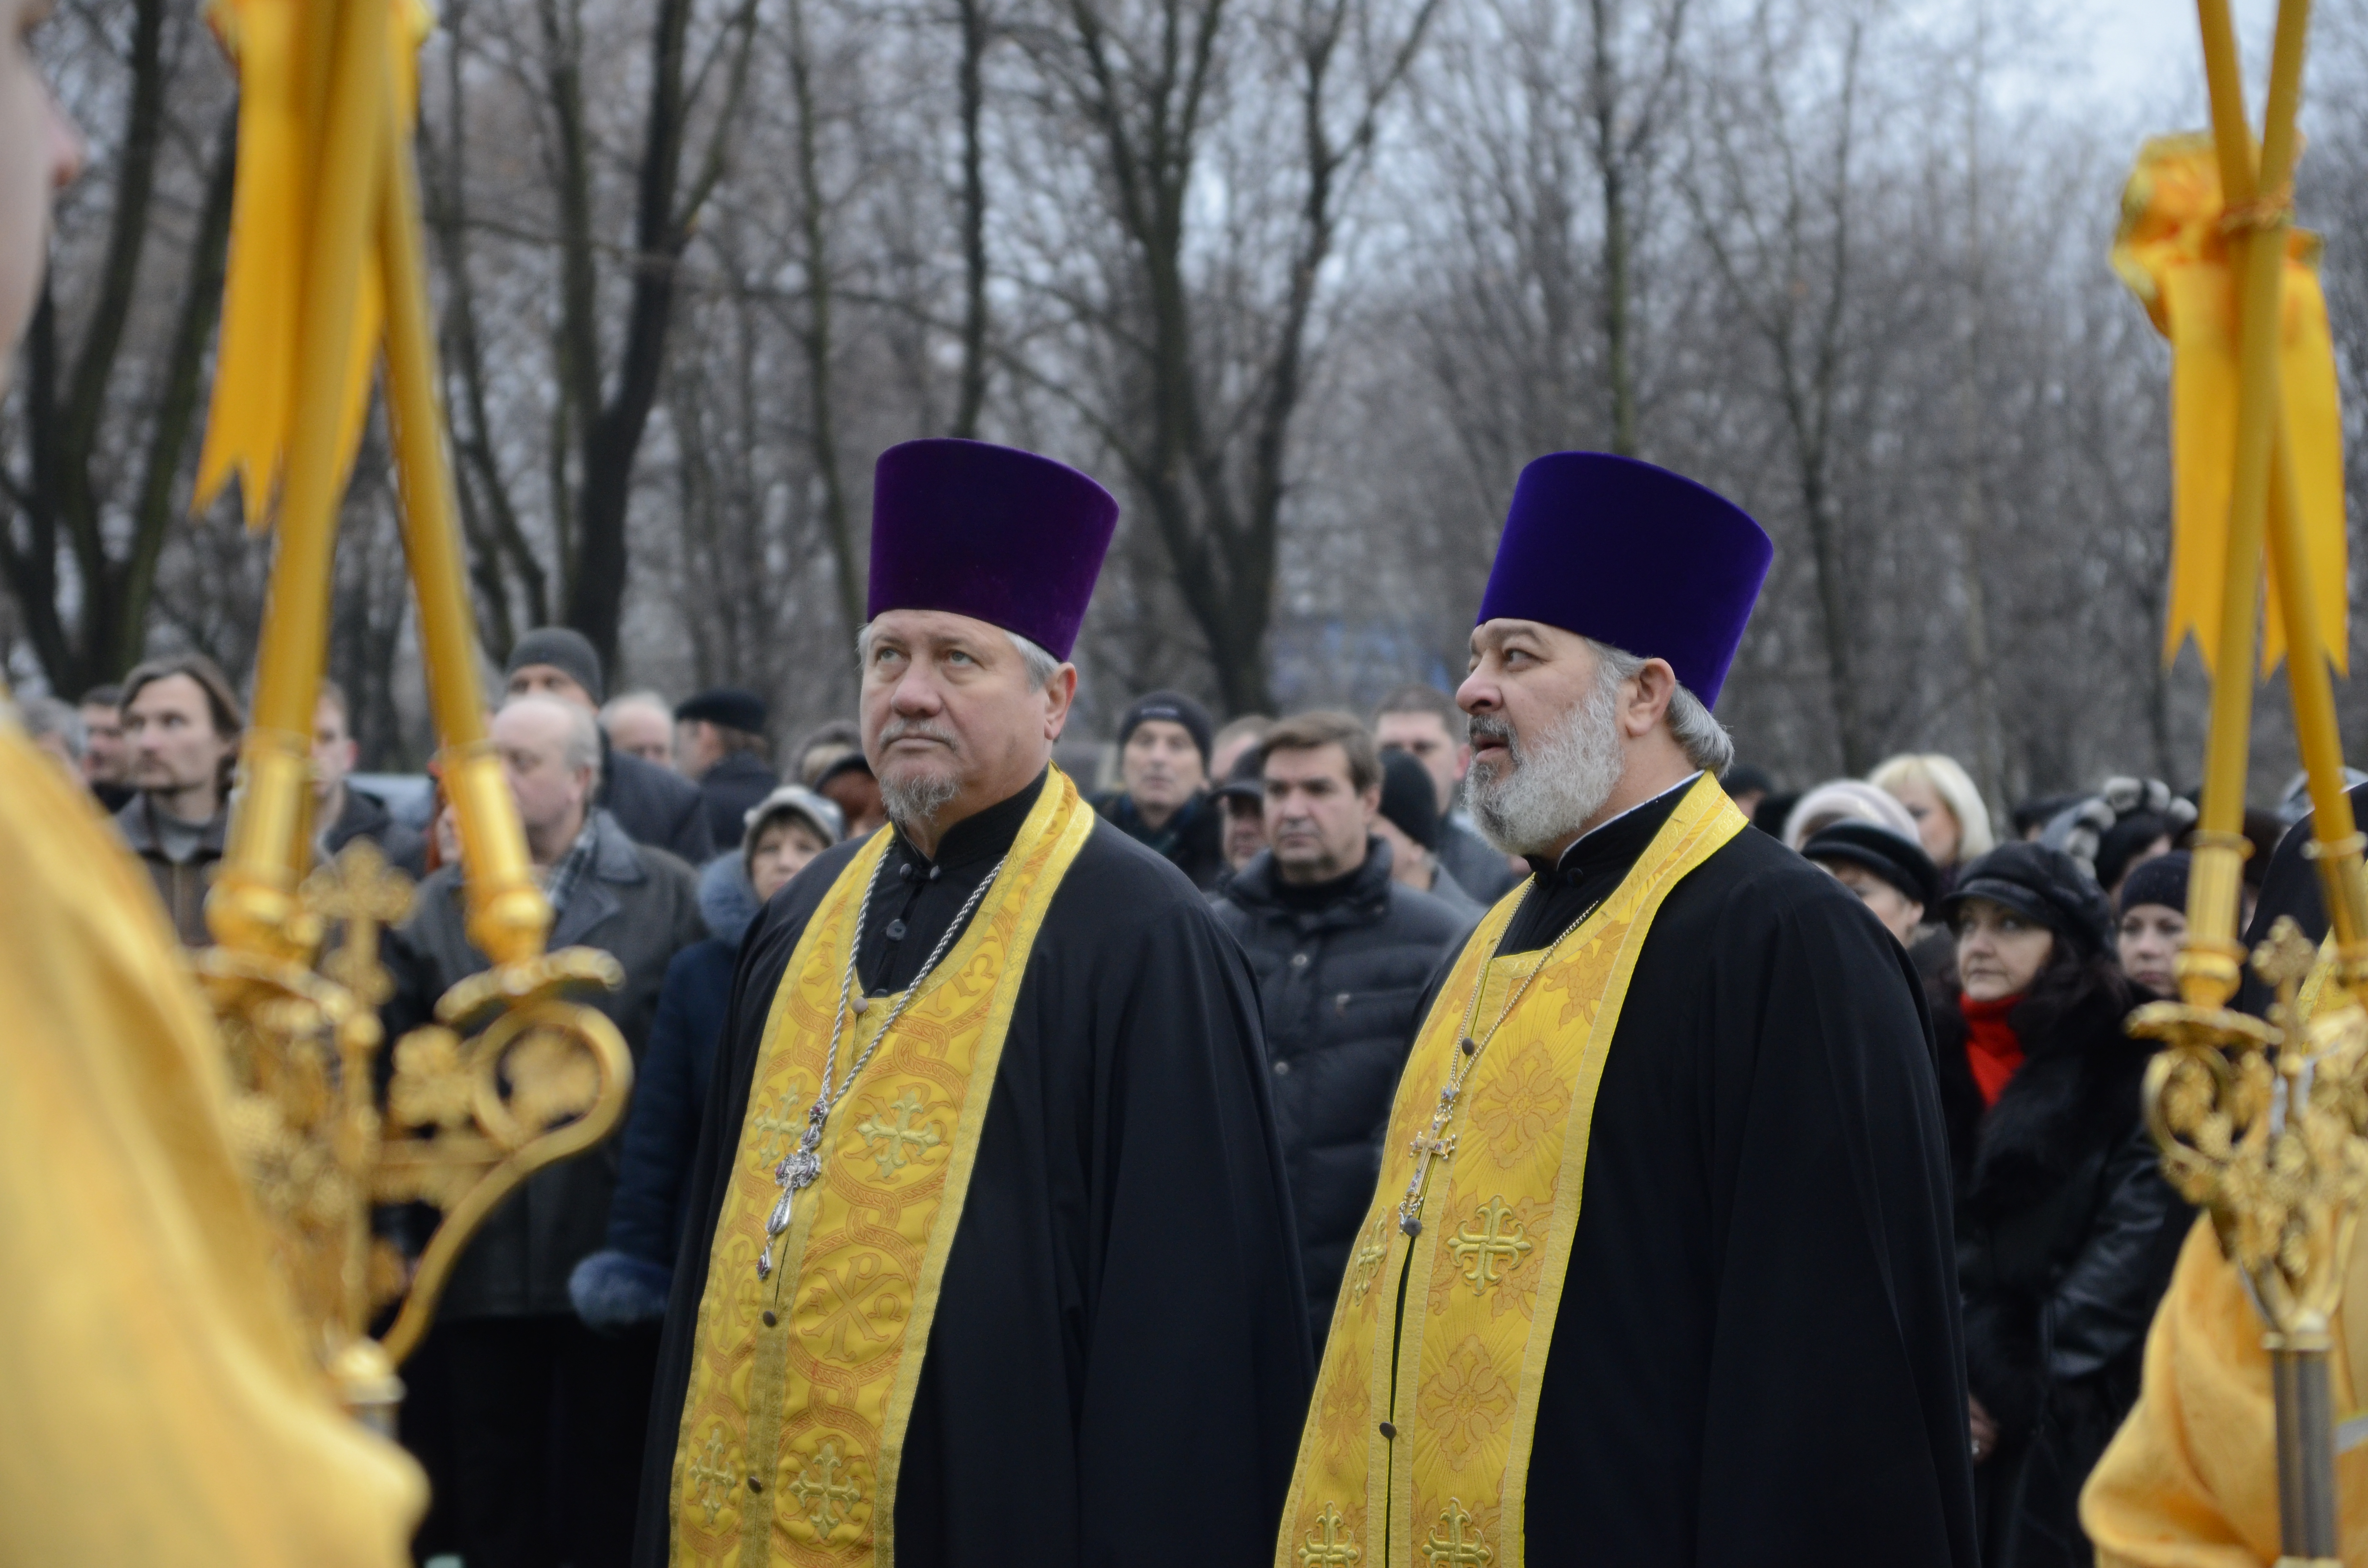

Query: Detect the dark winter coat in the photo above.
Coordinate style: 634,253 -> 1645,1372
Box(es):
383,808 -> 705,1320
114,794 -> 227,947
569,855 -> 766,1328
1095,787 -> 1229,892
1437,815 -> 1521,904
1934,959 -> 2191,1568
692,750 -> 778,854
598,729 -> 715,865
321,784 -> 425,877
1213,837 -> 1474,1347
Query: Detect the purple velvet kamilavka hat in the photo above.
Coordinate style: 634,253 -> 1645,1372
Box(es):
1477,452 -> 1772,707
867,439 -> 1120,661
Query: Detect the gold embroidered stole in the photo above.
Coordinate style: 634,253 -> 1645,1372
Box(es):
1278,774 -> 1745,1568
670,769 -> 1095,1568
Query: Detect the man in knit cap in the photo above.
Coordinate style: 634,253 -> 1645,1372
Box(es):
505,625 -> 715,863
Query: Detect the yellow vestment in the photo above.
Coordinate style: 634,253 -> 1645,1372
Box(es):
0,720 -> 424,1563
1278,773 -> 1744,1568
671,769 -> 1094,1566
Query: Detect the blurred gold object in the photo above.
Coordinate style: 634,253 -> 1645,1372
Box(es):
193,0 -> 629,1419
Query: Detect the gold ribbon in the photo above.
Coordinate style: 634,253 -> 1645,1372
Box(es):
1278,775 -> 1746,1568
2110,132 -> 2347,676
194,0 -> 433,531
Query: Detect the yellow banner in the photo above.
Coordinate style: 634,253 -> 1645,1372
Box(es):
195,0 -> 432,530
2111,133 -> 2347,676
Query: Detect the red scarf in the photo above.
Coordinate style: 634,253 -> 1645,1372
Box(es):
1961,994 -> 2024,1108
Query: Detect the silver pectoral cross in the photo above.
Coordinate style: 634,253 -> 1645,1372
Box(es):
756,1109 -> 829,1280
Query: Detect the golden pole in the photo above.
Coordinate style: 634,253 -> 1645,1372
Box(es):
376,99 -> 551,969
208,0 -> 390,958
2176,0 -> 2310,1010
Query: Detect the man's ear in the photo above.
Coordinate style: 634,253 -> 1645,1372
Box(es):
1623,659 -> 1678,739
1042,665 -> 1079,741
1359,783 -> 1381,823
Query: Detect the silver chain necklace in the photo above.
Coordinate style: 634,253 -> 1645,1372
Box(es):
756,846 -> 1010,1281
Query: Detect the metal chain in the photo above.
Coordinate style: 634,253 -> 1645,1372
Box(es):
757,846 -> 1010,1280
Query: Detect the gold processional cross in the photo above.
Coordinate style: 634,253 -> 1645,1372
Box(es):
1447,1198 -> 1533,1296
789,1440 -> 863,1533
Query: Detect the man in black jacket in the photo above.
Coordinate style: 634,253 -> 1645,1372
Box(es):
673,686 -> 779,849
1212,710 -> 1470,1349
1095,689 -> 1227,890
311,679 -> 424,874
503,627 -> 715,864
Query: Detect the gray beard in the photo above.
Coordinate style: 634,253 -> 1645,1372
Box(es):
1466,678 -> 1625,859
879,767 -> 961,833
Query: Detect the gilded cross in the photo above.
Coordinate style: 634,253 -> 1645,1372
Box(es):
684,1425 -> 736,1527
1421,1499 -> 1493,1567
856,1090 -> 943,1179
2254,915 -> 2321,1029
751,1095 -> 803,1168
1296,1503 -> 1362,1567
788,1440 -> 863,1533
301,839 -> 416,1005
1447,1197 -> 1533,1296
1348,1227 -> 1387,1306
1408,1130 -> 1458,1162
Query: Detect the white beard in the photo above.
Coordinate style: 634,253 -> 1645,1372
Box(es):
1466,675 -> 1626,859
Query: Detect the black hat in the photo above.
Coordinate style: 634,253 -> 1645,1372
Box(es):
814,749 -> 874,787
676,687 -> 768,735
1801,820 -> 1940,909
1116,690 -> 1214,768
1722,763 -> 1775,797
1212,746 -> 1264,807
2118,850 -> 2191,919
1377,748 -> 1442,851
1941,842 -> 2113,959
505,627 -> 605,704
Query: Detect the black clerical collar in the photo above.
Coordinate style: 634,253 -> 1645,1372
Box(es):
895,768 -> 1049,873
1528,772 -> 1703,885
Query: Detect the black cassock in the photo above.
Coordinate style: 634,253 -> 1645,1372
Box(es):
631,771 -> 1314,1566
1409,781 -> 1980,1565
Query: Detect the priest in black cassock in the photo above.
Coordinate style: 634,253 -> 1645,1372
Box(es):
634,438 -> 1312,1568
1276,453 -> 1977,1567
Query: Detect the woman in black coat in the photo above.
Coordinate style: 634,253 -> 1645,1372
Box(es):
1932,843 -> 2192,1568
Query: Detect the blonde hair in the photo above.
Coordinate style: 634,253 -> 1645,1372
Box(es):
1870,753 -> 1995,864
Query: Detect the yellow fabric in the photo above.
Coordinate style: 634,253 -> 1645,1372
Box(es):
2110,132 -> 2348,677
0,722 -> 424,1563
2081,1216 -> 2368,1566
195,0 -> 433,529
671,768 -> 1095,1567
1278,774 -> 1746,1568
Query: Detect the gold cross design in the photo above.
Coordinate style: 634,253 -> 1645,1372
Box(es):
1447,1197 -> 1533,1296
2255,916 -> 2322,1026
1296,1503 -> 1362,1567
856,1090 -> 943,1180
684,1425 -> 736,1527
300,839 -> 416,1006
751,1094 -> 803,1168
788,1440 -> 863,1533
1422,1498 -> 1494,1567
1409,1130 -> 1458,1163
1347,1225 -> 1388,1306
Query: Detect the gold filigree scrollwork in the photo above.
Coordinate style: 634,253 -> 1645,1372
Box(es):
201,841 -> 630,1420
2134,917 -> 2368,1339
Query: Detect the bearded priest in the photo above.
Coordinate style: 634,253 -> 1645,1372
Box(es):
1277,453 -> 1977,1568
634,438 -> 1311,1568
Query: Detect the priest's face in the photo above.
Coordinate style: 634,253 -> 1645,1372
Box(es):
860,610 -> 1077,847
1458,621 -> 1629,859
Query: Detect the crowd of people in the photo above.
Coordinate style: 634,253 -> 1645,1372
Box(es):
24,605 -> 2287,1568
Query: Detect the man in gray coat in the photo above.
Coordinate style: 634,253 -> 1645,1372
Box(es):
386,694 -> 703,1568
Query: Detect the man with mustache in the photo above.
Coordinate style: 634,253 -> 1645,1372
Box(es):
638,438 -> 1311,1568
1277,453 -> 1975,1567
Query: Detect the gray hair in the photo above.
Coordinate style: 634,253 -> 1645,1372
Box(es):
500,692 -> 602,774
1587,639 -> 1734,776
19,695 -> 86,761
856,623 -> 1064,690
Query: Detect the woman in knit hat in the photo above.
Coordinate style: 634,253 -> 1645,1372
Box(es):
1931,843 -> 2189,1568
2114,851 -> 2189,999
